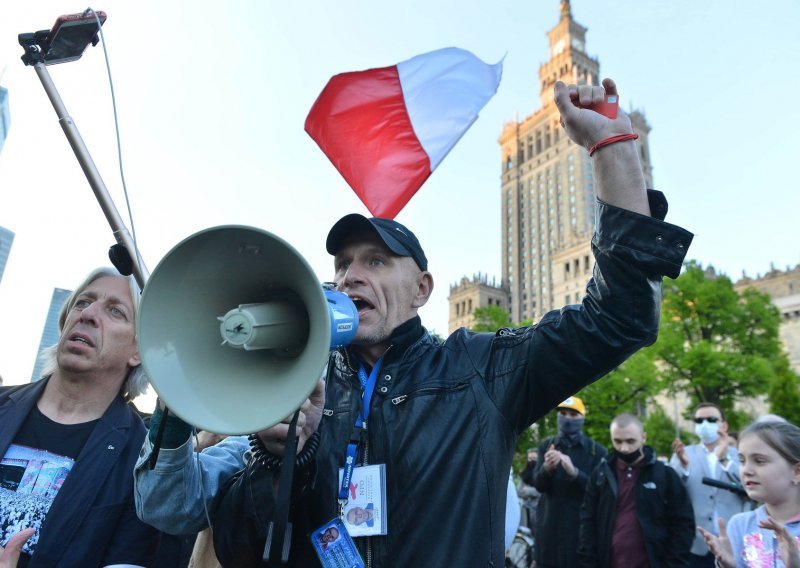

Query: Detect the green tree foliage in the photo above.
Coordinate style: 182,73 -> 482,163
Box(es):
577,348 -> 660,444
469,262 -> 792,468
642,404 -> 686,457
655,262 -> 786,424
767,359 -> 800,424
512,426 -> 540,474
470,305 -> 512,332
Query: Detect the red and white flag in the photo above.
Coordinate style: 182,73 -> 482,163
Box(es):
305,47 -> 503,219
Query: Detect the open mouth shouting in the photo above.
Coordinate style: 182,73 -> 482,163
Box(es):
348,294 -> 375,317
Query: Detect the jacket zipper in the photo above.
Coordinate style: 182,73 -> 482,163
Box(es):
363,419 -> 372,568
391,383 -> 469,405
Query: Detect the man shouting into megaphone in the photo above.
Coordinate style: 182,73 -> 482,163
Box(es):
134,77 -> 693,568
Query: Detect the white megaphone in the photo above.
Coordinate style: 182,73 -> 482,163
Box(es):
137,225 -> 357,435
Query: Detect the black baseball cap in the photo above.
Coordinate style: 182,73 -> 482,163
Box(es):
326,214 -> 428,271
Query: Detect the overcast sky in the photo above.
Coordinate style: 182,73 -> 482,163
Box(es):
1,1 -> 798,408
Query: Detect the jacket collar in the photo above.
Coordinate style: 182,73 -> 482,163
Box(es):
342,316 -> 426,371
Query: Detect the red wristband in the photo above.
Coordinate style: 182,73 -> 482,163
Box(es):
588,133 -> 639,157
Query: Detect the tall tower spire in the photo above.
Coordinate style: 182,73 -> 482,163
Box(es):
538,1 -> 599,106
560,0 -> 571,20
490,2 -> 653,326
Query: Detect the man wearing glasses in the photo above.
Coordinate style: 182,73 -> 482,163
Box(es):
670,402 -> 750,568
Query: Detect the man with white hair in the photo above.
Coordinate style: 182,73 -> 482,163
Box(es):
0,268 -> 159,567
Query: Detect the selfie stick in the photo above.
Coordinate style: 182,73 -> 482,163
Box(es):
18,35 -> 148,289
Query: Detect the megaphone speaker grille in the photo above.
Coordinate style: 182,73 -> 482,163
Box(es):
138,226 -> 331,435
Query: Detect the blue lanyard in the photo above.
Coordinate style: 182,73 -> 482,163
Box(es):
338,359 -> 382,503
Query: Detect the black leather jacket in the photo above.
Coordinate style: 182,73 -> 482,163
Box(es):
213,194 -> 692,567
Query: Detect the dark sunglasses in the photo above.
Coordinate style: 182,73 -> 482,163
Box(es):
694,417 -> 720,424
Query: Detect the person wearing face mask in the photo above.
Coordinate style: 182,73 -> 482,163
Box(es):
532,397 -> 607,568
670,402 -> 751,567
578,413 -> 694,567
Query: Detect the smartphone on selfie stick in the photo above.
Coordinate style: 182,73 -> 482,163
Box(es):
17,10 -> 148,288
44,10 -> 108,65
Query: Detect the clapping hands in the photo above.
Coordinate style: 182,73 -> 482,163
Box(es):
543,444 -> 577,479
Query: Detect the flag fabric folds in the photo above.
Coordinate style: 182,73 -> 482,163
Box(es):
305,47 -> 503,219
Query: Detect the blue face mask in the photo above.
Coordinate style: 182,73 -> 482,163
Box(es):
694,420 -> 720,444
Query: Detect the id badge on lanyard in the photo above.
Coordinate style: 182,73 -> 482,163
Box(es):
312,360 -> 388,566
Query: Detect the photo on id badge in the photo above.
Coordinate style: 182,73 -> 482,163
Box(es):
338,463 -> 387,537
311,518 -> 365,568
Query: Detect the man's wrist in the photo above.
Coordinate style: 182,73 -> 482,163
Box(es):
148,405 -> 193,448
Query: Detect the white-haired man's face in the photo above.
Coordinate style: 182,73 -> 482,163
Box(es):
57,276 -> 140,380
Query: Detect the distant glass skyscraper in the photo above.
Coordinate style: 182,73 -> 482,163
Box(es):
30,288 -> 72,382
0,226 -> 13,285
0,85 -> 9,154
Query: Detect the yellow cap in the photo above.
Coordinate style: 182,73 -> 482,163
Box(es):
557,396 -> 586,416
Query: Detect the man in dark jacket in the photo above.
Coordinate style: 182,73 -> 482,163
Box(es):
579,413 -> 695,567
533,396 -> 607,567
137,77 -> 693,568
0,268 -> 159,567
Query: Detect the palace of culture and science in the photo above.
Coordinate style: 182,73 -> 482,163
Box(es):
448,1 -> 654,331
447,1 -> 800,376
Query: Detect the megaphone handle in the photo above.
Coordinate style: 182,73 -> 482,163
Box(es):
263,410 -> 300,565
148,405 -> 171,470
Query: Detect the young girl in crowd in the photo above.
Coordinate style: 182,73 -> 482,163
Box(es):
700,420 -> 800,567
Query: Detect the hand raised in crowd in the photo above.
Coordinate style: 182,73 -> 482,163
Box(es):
258,378 -> 325,456
715,432 -> 730,464
543,444 -> 561,473
672,438 -> 690,468
553,78 -> 631,150
760,515 -> 800,568
698,518 -> 734,568
542,444 -> 577,477
553,77 -> 650,216
0,528 -> 34,568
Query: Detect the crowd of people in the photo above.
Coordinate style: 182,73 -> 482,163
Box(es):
0,492 -> 45,557
0,75 -> 796,568
509,402 -> 799,568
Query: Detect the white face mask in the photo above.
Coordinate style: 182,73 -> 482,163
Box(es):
694,420 -> 720,444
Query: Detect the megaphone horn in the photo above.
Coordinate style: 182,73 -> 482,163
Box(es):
137,226 -> 357,435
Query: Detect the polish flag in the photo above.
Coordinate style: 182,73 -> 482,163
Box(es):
305,47 -> 503,219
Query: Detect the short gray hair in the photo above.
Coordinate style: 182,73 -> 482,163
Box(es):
39,267 -> 149,400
